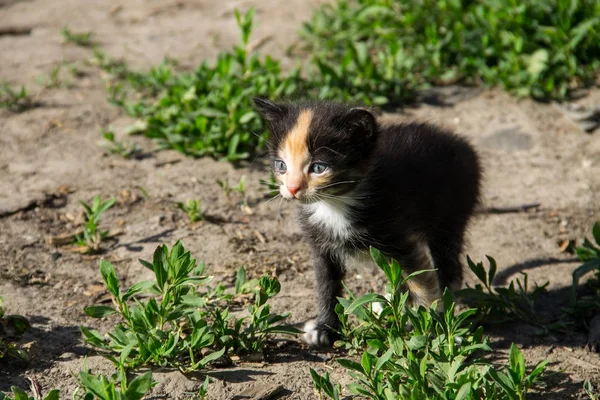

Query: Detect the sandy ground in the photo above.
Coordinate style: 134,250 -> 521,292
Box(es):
1,0 -> 599,398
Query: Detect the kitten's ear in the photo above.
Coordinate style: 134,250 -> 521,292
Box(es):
252,97 -> 288,122
344,107 -> 377,139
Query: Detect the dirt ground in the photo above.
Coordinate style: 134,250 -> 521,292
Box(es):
1,0 -> 600,398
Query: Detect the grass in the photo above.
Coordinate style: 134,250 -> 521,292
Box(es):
83,2 -> 600,161
0,370 -> 153,400
62,27 -> 94,47
177,199 -> 204,223
99,130 -> 142,159
456,256 -> 548,326
301,0 -> 600,101
0,297 -> 31,366
98,9 -> 303,161
81,241 -> 301,375
74,196 -> 116,253
0,84 -> 36,112
311,248 -> 549,400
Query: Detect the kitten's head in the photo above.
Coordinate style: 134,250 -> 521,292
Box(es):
253,98 -> 378,203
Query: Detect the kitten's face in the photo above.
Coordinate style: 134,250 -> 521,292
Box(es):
253,99 -> 378,203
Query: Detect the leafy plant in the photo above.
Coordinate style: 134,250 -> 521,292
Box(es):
99,130 -> 141,159
572,221 -> 600,298
74,196 -> 116,253
0,84 -> 36,112
37,65 -> 69,89
216,176 -> 247,198
561,221 -> 600,331
99,9 -> 302,161
457,256 -> 547,325
78,370 -> 153,400
197,376 -> 210,400
0,297 -> 31,365
489,344 -> 548,400
301,0 -> 600,101
312,247 -> 549,400
62,26 -> 94,47
82,241 -> 300,374
177,200 -> 204,223
310,368 -> 342,400
0,387 -> 59,400
584,379 -> 599,400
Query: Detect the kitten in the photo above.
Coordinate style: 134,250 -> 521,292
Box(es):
253,98 -> 482,346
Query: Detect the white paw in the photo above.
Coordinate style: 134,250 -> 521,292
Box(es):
372,302 -> 384,316
302,320 -> 331,347
371,293 -> 391,317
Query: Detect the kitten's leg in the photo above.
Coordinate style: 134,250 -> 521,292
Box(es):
401,240 -> 442,308
303,250 -> 344,346
430,228 -> 466,293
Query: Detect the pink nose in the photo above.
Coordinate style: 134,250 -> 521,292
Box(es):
288,185 -> 301,196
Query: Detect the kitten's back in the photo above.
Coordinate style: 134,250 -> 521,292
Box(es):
365,121 -> 481,233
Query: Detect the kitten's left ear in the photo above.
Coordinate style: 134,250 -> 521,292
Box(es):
252,97 -> 288,122
345,107 -> 377,139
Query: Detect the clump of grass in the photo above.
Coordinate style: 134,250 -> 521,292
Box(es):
99,130 -> 142,159
100,9 -> 303,161
301,0 -> 600,101
77,370 -> 154,400
560,221 -> 600,331
0,386 -> 59,400
0,297 -> 31,366
0,84 -> 36,112
82,241 -> 300,374
177,199 -> 204,223
62,26 -> 94,47
457,256 -> 548,326
1,370 -> 153,400
74,196 -> 116,253
311,247 -> 549,399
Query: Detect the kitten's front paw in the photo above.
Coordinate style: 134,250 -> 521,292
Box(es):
302,320 -> 337,347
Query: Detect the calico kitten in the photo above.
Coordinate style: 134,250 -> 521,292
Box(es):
253,98 -> 482,346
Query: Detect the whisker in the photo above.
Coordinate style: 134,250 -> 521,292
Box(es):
265,193 -> 282,204
314,180 -> 358,190
313,146 -> 344,156
277,196 -> 285,219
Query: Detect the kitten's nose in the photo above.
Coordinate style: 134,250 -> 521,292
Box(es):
287,185 -> 301,196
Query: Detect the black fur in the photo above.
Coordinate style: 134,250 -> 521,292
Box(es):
253,98 -> 482,346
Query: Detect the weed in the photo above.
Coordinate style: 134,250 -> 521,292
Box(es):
99,130 -> 141,159
572,221 -> 600,297
0,386 -> 59,400
197,377 -> 210,400
0,84 -> 36,112
77,370 -> 154,400
62,27 -> 94,47
584,380 -> 599,400
561,221 -> 600,331
74,196 -> 116,253
457,256 -> 548,326
312,247 -> 549,400
177,200 -> 204,223
98,9 -> 302,161
302,0 -> 600,100
310,369 -> 342,400
82,241 -> 300,374
0,297 -> 31,365
37,65 -> 68,89
217,176 -> 247,198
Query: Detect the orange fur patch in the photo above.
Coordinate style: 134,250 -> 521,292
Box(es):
279,110 -> 313,188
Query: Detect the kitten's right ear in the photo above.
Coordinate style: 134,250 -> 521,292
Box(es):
252,98 -> 288,122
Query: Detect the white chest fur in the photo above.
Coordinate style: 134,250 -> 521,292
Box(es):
305,200 -> 355,241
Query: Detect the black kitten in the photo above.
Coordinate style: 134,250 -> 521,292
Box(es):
253,98 -> 482,346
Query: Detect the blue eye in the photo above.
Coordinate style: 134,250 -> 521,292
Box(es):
273,160 -> 287,174
310,162 -> 328,174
